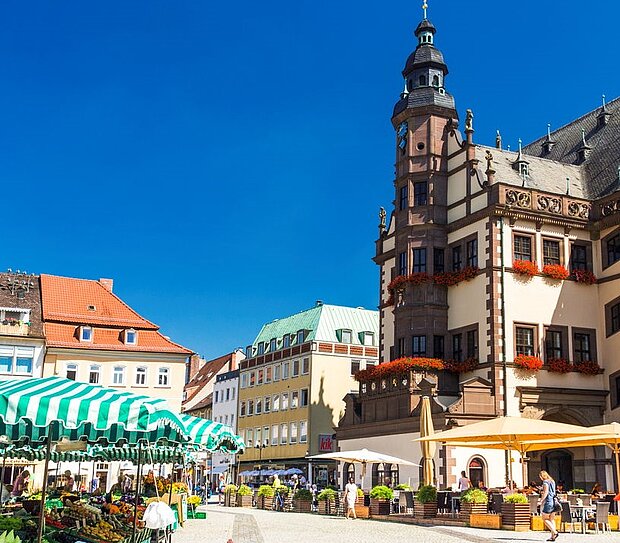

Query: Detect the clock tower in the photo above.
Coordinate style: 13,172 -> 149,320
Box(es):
375,5 -> 460,392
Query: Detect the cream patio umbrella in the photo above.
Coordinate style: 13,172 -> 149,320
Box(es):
416,416 -> 604,487
308,448 -> 419,481
419,396 -> 435,486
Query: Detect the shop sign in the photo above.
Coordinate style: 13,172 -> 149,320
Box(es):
318,434 -> 334,452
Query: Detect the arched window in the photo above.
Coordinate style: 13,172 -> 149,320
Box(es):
432,75 -> 440,87
372,463 -> 399,487
419,75 -> 427,87
468,456 -> 486,488
343,462 -> 355,483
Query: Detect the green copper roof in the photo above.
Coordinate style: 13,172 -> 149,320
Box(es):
250,303 -> 379,354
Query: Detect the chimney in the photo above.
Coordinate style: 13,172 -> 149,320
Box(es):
187,354 -> 202,381
99,278 -> 114,292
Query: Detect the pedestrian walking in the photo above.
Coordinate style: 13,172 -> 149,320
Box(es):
457,470 -> 471,492
537,470 -> 559,541
344,477 -> 358,520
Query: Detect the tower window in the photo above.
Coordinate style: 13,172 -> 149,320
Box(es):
414,182 -> 427,206
419,75 -> 426,86
432,75 -> 439,87
434,248 -> 445,273
412,335 -> 426,357
399,251 -> 407,276
400,184 -> 408,210
412,248 -> 427,273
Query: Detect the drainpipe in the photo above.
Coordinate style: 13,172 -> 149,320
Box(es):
499,215 -> 510,484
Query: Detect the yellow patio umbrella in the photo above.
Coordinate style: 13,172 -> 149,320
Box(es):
416,416 -> 604,487
419,396 -> 435,486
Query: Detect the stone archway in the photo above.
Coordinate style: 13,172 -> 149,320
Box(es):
541,449 -> 574,490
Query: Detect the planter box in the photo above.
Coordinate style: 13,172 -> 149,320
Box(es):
257,496 -> 273,510
225,493 -> 237,507
354,505 -> 370,519
370,498 -> 391,516
531,516 -> 561,531
293,500 -> 312,513
501,502 -> 531,531
460,502 -> 488,522
318,500 -> 334,515
414,500 -> 438,519
470,513 -> 501,529
609,514 -> 618,531
237,495 -> 253,508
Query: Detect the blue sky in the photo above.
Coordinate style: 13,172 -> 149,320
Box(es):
1,1 -> 618,359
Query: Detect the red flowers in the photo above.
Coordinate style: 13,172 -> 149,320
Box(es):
386,267 -> 479,305
513,260 -> 538,277
355,356 -> 478,382
444,357 -> 479,373
433,267 -> 479,286
548,358 -> 572,374
575,360 -> 600,375
572,269 -> 597,285
514,354 -> 544,371
541,264 -> 570,280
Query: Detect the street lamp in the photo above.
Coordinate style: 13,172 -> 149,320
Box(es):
255,442 -> 267,475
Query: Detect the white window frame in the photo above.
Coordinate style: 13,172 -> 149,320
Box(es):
66,363 -> 78,380
289,422 -> 298,444
269,338 -> 277,352
273,364 -> 281,381
0,346 -> 35,376
363,331 -> 375,346
89,365 -> 101,384
80,326 -> 93,342
264,395 -> 271,413
0,307 -> 30,324
272,394 -> 280,412
280,423 -> 288,444
341,329 -> 353,344
300,388 -> 309,407
281,392 -> 289,411
300,420 -> 308,443
282,362 -> 290,380
124,329 -> 137,345
240,372 -> 248,389
291,390 -> 299,409
292,359 -> 300,377
271,424 -> 278,445
301,357 -> 310,375
112,366 -> 125,385
158,367 -> 170,387
135,366 -> 147,386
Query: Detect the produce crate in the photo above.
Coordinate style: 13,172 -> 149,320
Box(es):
195,512 -> 206,519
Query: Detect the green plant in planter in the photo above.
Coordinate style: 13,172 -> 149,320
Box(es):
317,488 -> 337,501
294,489 -> 313,501
460,488 -> 489,504
503,493 -> 528,504
225,484 -> 238,494
395,483 -> 412,491
369,485 -> 394,500
356,488 -> 364,497
237,484 -> 253,496
416,485 -> 437,503
569,488 -> 585,494
257,485 -> 275,498
275,485 -> 289,495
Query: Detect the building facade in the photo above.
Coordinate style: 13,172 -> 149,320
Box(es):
237,302 -> 378,486
211,369 -> 240,484
337,8 -> 619,492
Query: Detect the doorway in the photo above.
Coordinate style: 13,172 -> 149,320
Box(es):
542,449 -> 573,490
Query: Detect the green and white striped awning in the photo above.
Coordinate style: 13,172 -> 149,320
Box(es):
0,377 -> 187,445
179,413 -> 244,452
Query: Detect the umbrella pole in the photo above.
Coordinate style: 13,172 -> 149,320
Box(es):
132,442 -> 143,543
0,447 -> 7,494
36,436 -> 53,543
614,447 -> 620,495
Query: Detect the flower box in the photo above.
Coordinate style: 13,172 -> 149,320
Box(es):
293,500 -> 312,513
369,498 -> 391,516
256,496 -> 272,510
470,513 -> 501,529
501,502 -> 531,531
513,259 -> 538,277
355,505 -> 370,518
237,495 -> 253,508
317,499 -> 334,515
414,500 -> 437,519
572,269 -> 597,285
460,502 -> 488,522
514,354 -> 544,371
541,264 -> 570,280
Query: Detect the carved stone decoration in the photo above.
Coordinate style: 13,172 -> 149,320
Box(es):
536,195 -> 562,215
601,199 -> 620,217
521,405 -> 545,419
505,189 -> 531,209
567,201 -> 591,219
465,109 -> 474,132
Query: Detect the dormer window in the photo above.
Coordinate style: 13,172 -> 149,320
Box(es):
245,345 -> 253,358
340,329 -> 353,344
0,308 -> 30,325
519,162 -> 529,177
80,326 -> 93,342
296,330 -> 305,344
283,334 -> 291,348
362,331 -> 375,346
269,338 -> 277,352
87,305 -> 96,311
257,342 -> 265,355
432,75 -> 440,87
124,329 -> 137,345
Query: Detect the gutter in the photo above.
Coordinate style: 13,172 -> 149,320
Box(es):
499,215 -> 510,484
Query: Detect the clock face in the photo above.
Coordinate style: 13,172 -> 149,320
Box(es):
397,121 -> 408,152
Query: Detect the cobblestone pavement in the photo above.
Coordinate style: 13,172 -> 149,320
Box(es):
178,506 -> 619,543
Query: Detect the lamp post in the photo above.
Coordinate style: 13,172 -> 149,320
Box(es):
255,442 -> 266,481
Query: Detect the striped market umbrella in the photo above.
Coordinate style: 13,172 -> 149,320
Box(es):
179,413 -> 245,452
0,376 -> 188,445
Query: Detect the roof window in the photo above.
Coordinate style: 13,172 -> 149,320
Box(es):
87,305 -> 96,311
80,326 -> 93,342
124,329 -> 137,345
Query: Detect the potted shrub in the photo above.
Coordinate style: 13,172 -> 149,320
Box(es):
369,485 -> 393,516
317,488 -> 336,515
224,484 -> 238,507
293,488 -> 313,513
459,488 -> 489,522
257,485 -> 275,510
414,485 -> 437,518
236,484 -> 253,508
501,493 -> 530,531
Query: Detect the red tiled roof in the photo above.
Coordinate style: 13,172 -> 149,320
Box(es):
183,354 -> 232,404
184,393 -> 213,413
40,274 -> 157,328
44,323 -> 191,354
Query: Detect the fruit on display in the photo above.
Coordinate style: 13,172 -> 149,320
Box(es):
78,520 -> 123,543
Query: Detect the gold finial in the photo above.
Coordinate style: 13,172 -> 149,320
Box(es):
422,0 -> 428,19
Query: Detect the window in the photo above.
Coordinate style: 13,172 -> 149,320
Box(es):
399,185 -> 408,210
246,428 -> 253,446
272,394 -> 280,412
514,235 -> 532,261
432,74 -> 440,87
256,398 -> 262,414
255,428 -> 262,446
264,396 -> 271,412
0,308 -> 29,323
291,391 -> 299,409
362,332 -> 374,346
15,348 -> 33,374
136,367 -> 147,385
515,326 -> 535,356
280,423 -> 288,444
543,239 -> 561,266
412,335 -> 426,356
265,366 -> 272,383
290,422 -> 298,444
273,364 -> 281,381
452,246 -> 462,271
412,248 -> 426,273
158,367 -> 169,386
124,329 -> 137,345
610,303 -> 620,336
263,426 -> 269,446
215,391 -> 219,403
570,244 -> 588,271
397,337 -> 406,358
245,345 -> 253,358
351,359 -> 360,374
466,239 -> 478,268
302,358 -> 310,374
300,420 -> 308,443
257,369 -> 264,385
433,336 -> 444,359
545,330 -> 563,360
413,182 -> 427,206
271,425 -> 279,445
292,359 -> 300,377
240,372 -> 248,388
300,388 -> 309,407
112,366 -> 125,385
341,329 -> 353,344
248,399 -> 254,415
297,330 -> 305,344
269,338 -> 277,352
281,393 -> 289,410
468,457 -> 487,489
466,330 -> 477,358
573,332 -> 593,362
226,388 -> 230,401
231,388 -> 235,400
66,363 -> 77,381
240,401 -> 246,416
283,334 -> 290,348
80,326 -> 93,342
249,371 -> 256,387
398,251 -> 407,276
282,362 -> 290,379
89,365 -> 101,384
419,75 -> 426,86
452,334 -> 463,361
434,248 -> 445,273
224,415 -> 228,425
257,342 -> 265,355
607,233 -> 620,267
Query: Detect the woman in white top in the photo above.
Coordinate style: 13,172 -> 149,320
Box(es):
344,478 -> 358,519
457,471 -> 471,492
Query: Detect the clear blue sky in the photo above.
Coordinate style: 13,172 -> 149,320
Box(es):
2,1 -> 618,359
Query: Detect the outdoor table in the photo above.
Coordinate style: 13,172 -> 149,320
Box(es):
450,496 -> 460,518
571,504 -> 595,533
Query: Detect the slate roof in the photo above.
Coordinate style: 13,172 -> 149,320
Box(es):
522,96 -> 620,199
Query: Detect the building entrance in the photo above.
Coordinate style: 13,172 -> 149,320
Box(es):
542,449 -> 573,490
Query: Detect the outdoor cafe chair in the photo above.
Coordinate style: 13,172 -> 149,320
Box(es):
528,495 -> 539,516
559,501 -> 577,533
567,494 -> 578,506
436,491 -> 449,513
490,493 -> 504,514
592,501 -> 611,533
581,495 -> 592,506
402,491 -> 414,514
